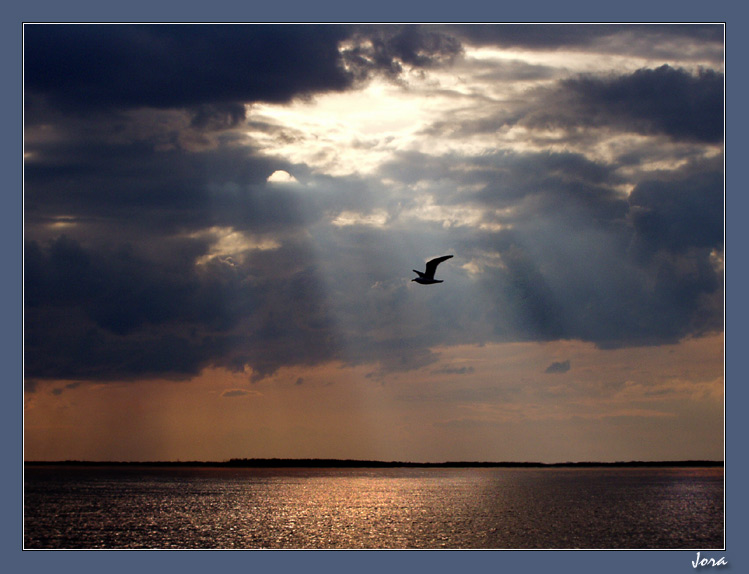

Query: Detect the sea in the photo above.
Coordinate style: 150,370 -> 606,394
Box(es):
24,465 -> 724,550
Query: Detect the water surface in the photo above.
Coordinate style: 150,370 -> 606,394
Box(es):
24,466 -> 724,549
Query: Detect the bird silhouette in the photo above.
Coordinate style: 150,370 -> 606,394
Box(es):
412,255 -> 453,284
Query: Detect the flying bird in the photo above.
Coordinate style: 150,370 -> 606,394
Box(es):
412,255 -> 453,285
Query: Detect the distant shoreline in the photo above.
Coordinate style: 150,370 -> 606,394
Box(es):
24,458 -> 724,469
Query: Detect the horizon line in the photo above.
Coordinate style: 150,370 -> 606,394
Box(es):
24,458 -> 724,468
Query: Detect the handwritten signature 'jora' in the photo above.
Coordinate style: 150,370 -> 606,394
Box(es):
692,552 -> 728,568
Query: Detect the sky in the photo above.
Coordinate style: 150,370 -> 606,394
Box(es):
23,24 -> 724,463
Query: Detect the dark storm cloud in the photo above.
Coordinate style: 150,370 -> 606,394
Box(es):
25,235 -> 242,379
24,233 -> 342,381
25,305 -> 218,381
548,65 -> 723,143
24,131 -> 324,239
27,141 -> 212,230
628,171 -> 724,254
24,24 -> 471,119
24,24 -> 354,113
25,235 -> 252,335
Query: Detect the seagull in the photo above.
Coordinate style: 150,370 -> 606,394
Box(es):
412,255 -> 453,285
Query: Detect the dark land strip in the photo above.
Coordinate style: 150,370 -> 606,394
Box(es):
25,458 -> 724,468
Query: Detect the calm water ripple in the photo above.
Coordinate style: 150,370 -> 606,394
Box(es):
24,466 -> 724,549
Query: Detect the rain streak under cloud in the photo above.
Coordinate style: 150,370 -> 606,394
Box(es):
24,24 -> 724,463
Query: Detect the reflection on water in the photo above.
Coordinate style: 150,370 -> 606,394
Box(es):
24,466 -> 724,549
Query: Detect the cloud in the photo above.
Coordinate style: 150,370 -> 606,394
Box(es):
25,235 -> 248,336
267,170 -> 298,184
548,65 -> 723,143
50,382 -> 81,396
221,389 -> 258,398
24,143 -> 723,380
25,149 -> 723,379
423,64 -> 722,155
628,171 -> 724,254
24,234 -> 340,381
24,25 -> 355,113
341,25 -> 463,80
23,24 -> 473,121
545,360 -> 571,374
377,140 -> 722,349
432,365 -> 475,375
189,103 -> 248,130
449,24 -> 724,52
24,25 -> 723,384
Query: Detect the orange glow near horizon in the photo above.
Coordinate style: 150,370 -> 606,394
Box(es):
24,333 -> 723,464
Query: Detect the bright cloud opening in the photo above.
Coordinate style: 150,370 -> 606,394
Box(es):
267,170 -> 298,183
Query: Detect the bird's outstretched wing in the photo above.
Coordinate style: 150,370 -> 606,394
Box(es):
424,255 -> 453,278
